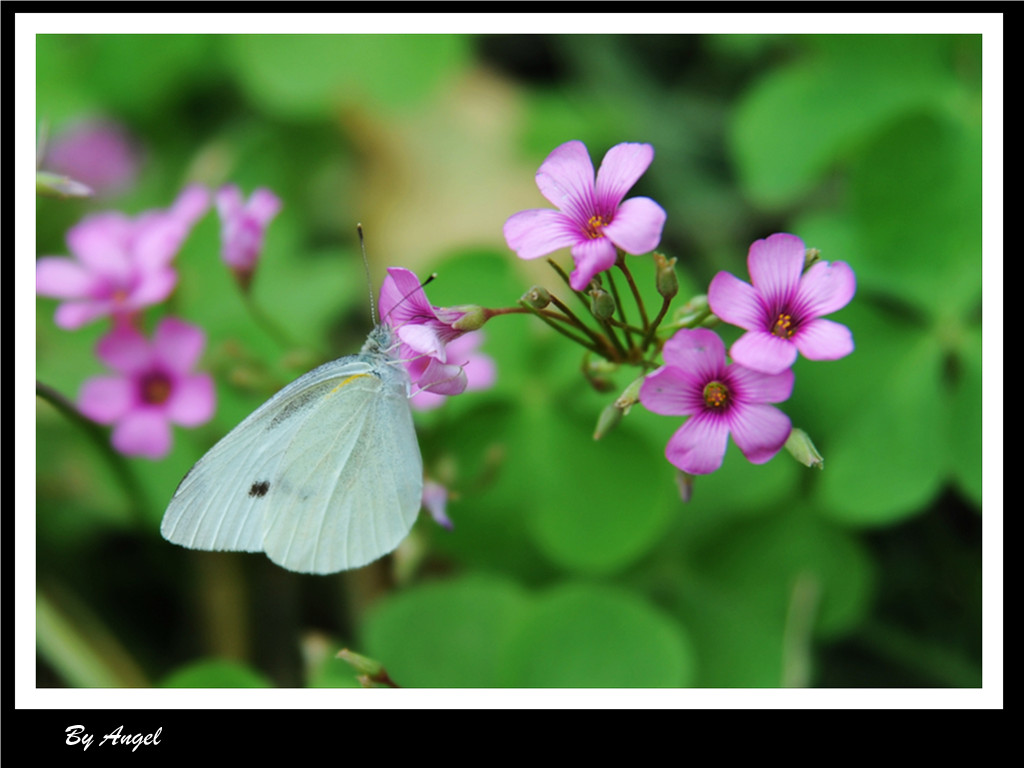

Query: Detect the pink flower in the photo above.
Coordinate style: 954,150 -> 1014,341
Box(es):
639,328 -> 793,475
215,185 -> 282,289
36,185 -> 211,329
708,233 -> 856,375
42,118 -> 141,198
422,480 -> 454,530
379,266 -> 473,397
503,140 -> 667,291
410,331 -> 496,410
78,317 -> 216,459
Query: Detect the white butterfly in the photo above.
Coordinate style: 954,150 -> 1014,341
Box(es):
161,324 -> 422,574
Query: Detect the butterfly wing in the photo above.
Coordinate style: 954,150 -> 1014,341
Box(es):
161,354 -> 423,573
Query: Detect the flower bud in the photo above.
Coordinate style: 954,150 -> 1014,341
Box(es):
614,375 -> 646,415
593,401 -> 623,440
653,251 -> 679,300
674,470 -> 694,503
449,305 -> 489,332
804,247 -> 821,271
583,355 -> 617,393
589,286 -> 616,320
785,427 -> 824,469
521,285 -> 551,309
36,170 -> 93,198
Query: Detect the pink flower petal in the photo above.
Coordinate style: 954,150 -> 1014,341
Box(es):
153,317 -> 206,372
247,188 -> 282,224
595,142 -> 654,210
167,373 -> 215,426
794,318 -> 855,362
379,266 -> 433,327
639,365 -> 703,416
36,257 -> 97,298
665,411 -> 731,475
729,330 -> 798,376
503,208 -> 580,261
415,358 -> 468,396
95,325 -> 152,374
708,271 -> 764,331
54,301 -> 112,330
170,184 -> 212,227
795,260 -> 857,318
215,185 -> 244,219
398,324 -> 447,360
111,409 -> 172,459
66,213 -> 133,278
535,140 -> 597,225
569,237 -> 617,290
128,266 -> 178,309
727,402 -> 791,465
726,364 -> 794,405
78,376 -> 134,424
747,233 -> 805,307
603,196 -> 666,255
661,328 -> 727,384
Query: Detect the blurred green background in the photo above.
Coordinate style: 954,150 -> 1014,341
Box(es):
36,34 -> 982,689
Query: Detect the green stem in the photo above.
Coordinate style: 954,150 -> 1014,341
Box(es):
36,380 -> 149,526
604,268 -> 635,351
547,294 -> 618,360
546,258 -> 593,315
517,300 -> 603,355
641,293 -> 674,351
617,256 -> 650,331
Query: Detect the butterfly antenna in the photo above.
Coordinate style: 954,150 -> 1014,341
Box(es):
357,223 -> 377,324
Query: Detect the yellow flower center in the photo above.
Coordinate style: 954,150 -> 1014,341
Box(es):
703,381 -> 730,409
771,313 -> 795,339
141,372 -> 172,405
585,214 -> 609,239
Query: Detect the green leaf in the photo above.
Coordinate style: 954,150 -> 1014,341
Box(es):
817,331 -> 947,525
729,35 -> 954,209
160,658 -> 272,688
947,325 -> 983,508
849,113 -> 981,316
506,582 -> 695,687
362,574 -> 531,688
225,35 -> 470,119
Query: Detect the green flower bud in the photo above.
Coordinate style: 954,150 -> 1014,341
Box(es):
593,402 -> 624,440
785,428 -> 824,469
589,286 -> 616,320
36,170 -> 93,199
614,375 -> 646,415
653,251 -> 679,300
450,305 -> 489,331
521,286 -> 551,309
804,247 -> 822,271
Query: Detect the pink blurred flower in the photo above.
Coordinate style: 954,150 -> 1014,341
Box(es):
78,317 -> 215,459
503,140 -> 666,291
378,266 -> 473,397
215,185 -> 281,290
42,118 -> 141,198
422,480 -> 454,530
36,185 -> 211,329
639,328 -> 793,475
410,332 -> 496,410
708,233 -> 856,375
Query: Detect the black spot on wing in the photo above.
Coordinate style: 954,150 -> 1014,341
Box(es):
249,480 -> 271,498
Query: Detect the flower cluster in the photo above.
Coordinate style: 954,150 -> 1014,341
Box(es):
37,179 -> 283,459
501,140 -> 856,477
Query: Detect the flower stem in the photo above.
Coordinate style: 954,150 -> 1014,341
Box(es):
616,255 -> 650,331
517,300 -> 603,356
546,294 -> 619,360
546,258 -> 593,315
36,380 -> 150,525
604,268 -> 635,350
